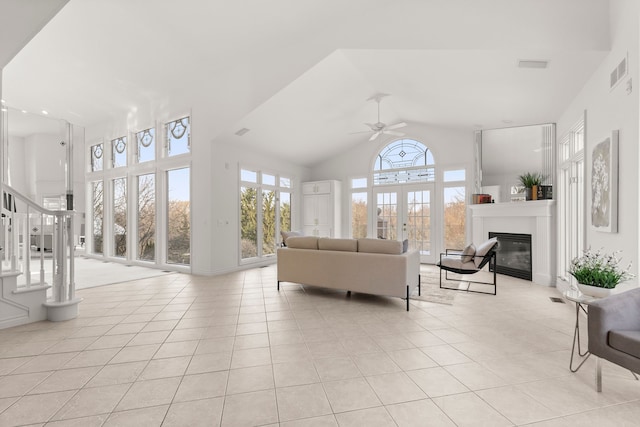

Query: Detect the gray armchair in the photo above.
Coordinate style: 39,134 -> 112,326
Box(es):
587,287 -> 640,391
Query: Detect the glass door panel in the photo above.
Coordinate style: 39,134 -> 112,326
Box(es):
374,184 -> 434,263
405,189 -> 432,262
376,190 -> 398,241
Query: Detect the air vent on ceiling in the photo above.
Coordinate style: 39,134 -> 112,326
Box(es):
235,128 -> 250,136
610,54 -> 628,90
518,60 -> 549,69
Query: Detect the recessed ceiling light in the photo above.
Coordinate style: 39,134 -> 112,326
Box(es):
21,110 -> 27,114
41,110 -> 49,115
518,59 -> 549,69
0,99 -> 5,104
235,128 -> 250,136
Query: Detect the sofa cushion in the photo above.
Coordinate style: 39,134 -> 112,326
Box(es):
357,238 -> 403,255
474,237 -> 498,267
460,243 -> 476,263
318,238 -> 358,252
286,236 -> 318,250
608,330 -> 640,358
281,230 -> 303,246
438,256 -> 478,272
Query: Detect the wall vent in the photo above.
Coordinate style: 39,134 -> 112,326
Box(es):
610,55 -> 628,90
518,60 -> 548,69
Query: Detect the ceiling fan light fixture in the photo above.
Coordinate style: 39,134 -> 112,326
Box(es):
353,94 -> 405,141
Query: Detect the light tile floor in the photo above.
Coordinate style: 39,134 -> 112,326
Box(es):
1,265 -> 639,426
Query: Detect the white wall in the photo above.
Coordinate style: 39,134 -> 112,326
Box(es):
310,123 -> 474,251
25,133 -> 66,202
557,0 -> 639,274
7,135 -> 26,193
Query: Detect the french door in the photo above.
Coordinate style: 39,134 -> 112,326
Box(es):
373,184 -> 435,263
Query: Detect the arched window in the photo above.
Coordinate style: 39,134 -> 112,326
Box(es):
373,139 -> 435,185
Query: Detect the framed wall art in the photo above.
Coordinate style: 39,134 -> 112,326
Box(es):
591,130 -> 618,233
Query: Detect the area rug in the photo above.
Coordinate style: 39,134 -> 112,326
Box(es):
411,266 -> 457,305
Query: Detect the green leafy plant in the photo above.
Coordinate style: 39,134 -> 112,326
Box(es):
569,248 -> 634,288
518,172 -> 544,188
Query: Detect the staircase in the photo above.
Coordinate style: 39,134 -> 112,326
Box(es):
1,185 -> 81,329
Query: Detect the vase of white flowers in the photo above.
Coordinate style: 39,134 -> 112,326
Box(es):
569,248 -> 634,297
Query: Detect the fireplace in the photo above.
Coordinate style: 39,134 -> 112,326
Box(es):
488,232 -> 532,281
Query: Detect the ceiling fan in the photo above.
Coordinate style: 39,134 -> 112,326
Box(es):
352,93 -> 407,141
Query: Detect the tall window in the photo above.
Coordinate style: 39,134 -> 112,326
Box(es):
92,181 -> 104,254
90,143 -> 103,172
113,177 -> 127,257
240,168 -> 291,261
559,117 -> 585,284
86,115 -> 191,271
112,136 -> 127,168
280,191 -> 291,235
443,169 -> 466,249
350,177 -> 368,238
240,185 -> 258,259
136,128 -> 155,163
167,117 -> 190,156
167,168 -> 190,265
137,173 -> 155,261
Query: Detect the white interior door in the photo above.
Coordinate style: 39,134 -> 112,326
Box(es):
374,184 -> 434,263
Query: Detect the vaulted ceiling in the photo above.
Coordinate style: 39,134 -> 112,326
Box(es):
2,0 -> 611,166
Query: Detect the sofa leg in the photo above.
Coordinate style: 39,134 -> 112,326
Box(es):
596,357 -> 602,392
346,291 -> 351,297
406,285 -> 410,311
418,274 -> 421,296
277,281 -> 280,291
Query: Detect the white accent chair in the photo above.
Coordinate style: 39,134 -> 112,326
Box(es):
437,237 -> 498,295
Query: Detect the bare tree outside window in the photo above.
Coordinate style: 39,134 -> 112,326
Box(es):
137,174 -> 155,261
352,193 -> 367,238
444,186 -> 466,250
240,186 -> 258,259
92,181 -> 103,254
113,177 -> 127,257
167,168 -> 190,265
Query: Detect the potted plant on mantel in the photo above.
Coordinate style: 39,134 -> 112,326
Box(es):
518,172 -> 544,201
569,248 -> 635,298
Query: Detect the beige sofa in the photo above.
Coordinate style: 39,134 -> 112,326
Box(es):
277,236 -> 421,310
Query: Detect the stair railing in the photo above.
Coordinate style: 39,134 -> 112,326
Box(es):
1,184 -> 75,303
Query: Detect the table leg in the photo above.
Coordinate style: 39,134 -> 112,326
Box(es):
570,301 -> 591,373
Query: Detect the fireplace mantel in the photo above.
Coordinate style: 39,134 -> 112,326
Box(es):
469,200 -> 556,286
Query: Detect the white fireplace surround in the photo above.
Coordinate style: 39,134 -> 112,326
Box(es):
469,200 -> 556,286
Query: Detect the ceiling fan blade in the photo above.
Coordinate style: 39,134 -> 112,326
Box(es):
385,122 -> 407,130
364,123 -> 378,131
349,130 -> 373,135
369,131 -> 381,141
382,130 -> 405,136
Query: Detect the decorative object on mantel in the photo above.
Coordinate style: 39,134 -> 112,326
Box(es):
472,193 -> 492,204
569,247 -> 634,298
510,185 -> 526,202
592,130 -> 619,233
518,172 -> 544,201
538,185 -> 553,200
